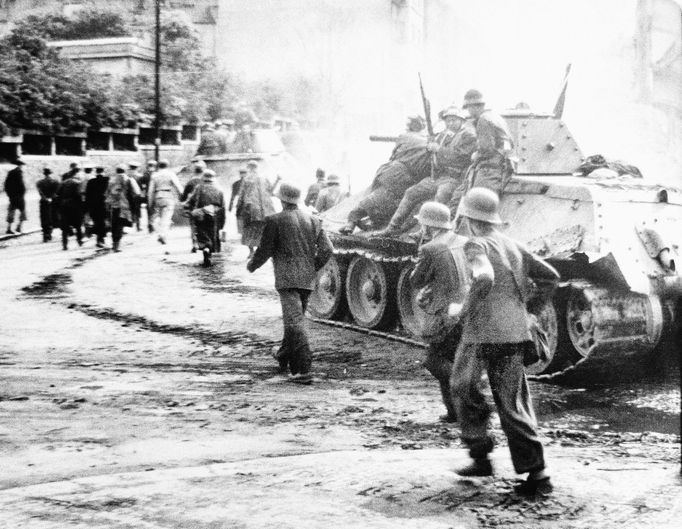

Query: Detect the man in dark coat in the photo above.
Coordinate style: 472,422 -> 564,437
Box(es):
36,167 -> 60,242
247,182 -> 334,384
410,201 -> 469,423
228,167 -> 246,235
340,116 -> 430,234
186,169 -> 225,266
85,165 -> 110,248
181,160 -> 207,253
450,187 -> 559,495
376,107 -> 476,235
56,168 -> 84,250
4,158 -> 27,234
304,168 -> 326,207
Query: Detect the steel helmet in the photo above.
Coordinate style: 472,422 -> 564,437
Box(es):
463,88 -> 485,108
441,106 -> 468,120
276,182 -> 301,204
414,201 -> 451,229
459,187 -> 503,224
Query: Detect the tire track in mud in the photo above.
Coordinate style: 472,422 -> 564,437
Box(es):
19,252 -> 279,352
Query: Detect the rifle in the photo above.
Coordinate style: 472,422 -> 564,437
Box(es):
418,73 -> 436,180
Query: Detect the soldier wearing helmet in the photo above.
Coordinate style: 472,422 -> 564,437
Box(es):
314,173 -> 344,213
340,116 -> 430,234
181,159 -> 208,253
448,89 -> 514,215
409,201 -> 469,423
449,187 -> 559,495
105,164 -> 141,252
374,106 -> 477,236
186,168 -> 225,266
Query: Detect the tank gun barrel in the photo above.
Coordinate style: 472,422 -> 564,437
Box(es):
369,135 -> 399,143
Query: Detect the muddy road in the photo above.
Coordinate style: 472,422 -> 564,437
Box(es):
0,228 -> 680,528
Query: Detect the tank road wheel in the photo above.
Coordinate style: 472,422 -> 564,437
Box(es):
525,297 -> 559,375
309,255 -> 348,320
345,257 -> 397,329
396,264 -> 427,338
565,289 -> 598,359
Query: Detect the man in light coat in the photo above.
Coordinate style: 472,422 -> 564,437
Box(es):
450,187 -> 559,496
148,159 -> 182,244
247,182 -> 334,384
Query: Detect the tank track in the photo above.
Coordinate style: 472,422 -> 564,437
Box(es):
313,247 -> 662,383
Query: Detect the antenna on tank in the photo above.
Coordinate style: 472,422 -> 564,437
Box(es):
553,63 -> 572,119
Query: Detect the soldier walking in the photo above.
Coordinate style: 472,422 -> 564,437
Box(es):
4,158 -> 27,235
56,168 -> 84,250
106,164 -> 141,252
148,160 -> 182,245
186,169 -> 225,266
247,182 -> 333,384
304,168 -> 326,207
236,161 -> 277,258
228,167 -> 247,235
410,202 -> 468,422
449,187 -> 559,495
181,160 -> 207,253
314,173 -> 344,213
36,167 -> 60,242
85,165 -> 110,248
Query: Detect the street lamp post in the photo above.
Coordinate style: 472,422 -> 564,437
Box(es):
154,0 -> 161,162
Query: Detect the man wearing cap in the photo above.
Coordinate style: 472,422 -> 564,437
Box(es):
139,160 -> 157,233
229,167 -> 247,235
148,159 -> 182,245
449,187 -> 559,495
106,164 -> 141,252
186,169 -> 225,266
56,165 -> 84,250
181,160 -> 207,253
247,182 -> 334,384
304,168 -> 326,207
449,89 -> 514,216
410,201 -> 469,422
374,107 -> 476,236
36,167 -> 60,242
340,116 -> 430,234
61,162 -> 81,182
236,160 -> 277,257
314,173 -> 344,213
4,158 -> 27,235
86,165 -> 110,248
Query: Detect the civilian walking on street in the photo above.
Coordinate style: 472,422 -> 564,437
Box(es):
229,167 -> 246,235
247,182 -> 333,384
128,162 -> 143,231
410,202 -> 469,423
236,160 -> 276,258
186,169 -> 225,266
148,159 -> 182,245
85,165 -> 110,248
4,158 -> 27,234
449,187 -> 559,496
106,164 -> 141,252
56,168 -> 84,250
181,160 -> 207,253
36,167 -> 59,242
314,173 -> 344,213
138,160 -> 157,232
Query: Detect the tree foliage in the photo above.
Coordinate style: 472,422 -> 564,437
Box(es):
12,8 -> 129,41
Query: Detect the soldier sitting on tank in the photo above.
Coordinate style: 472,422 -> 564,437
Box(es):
340,116 -> 430,234
448,89 -> 514,217
373,107 -> 477,237
197,124 -> 228,156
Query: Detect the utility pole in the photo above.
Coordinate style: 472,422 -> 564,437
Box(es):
154,0 -> 161,162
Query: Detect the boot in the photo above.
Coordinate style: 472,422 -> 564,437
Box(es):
113,240 -> 121,253
6,226 -> 14,235
202,248 -> 211,266
371,224 -> 401,238
455,458 -> 493,477
339,222 -> 356,235
16,221 -> 22,233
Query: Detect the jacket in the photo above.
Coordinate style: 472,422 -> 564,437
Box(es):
475,110 -> 513,168
85,176 -> 110,214
106,173 -> 141,223
461,230 -> 559,344
410,231 -> 469,341
434,121 -> 477,180
236,173 -> 276,223
4,167 -> 25,198
148,168 -> 181,207
56,177 -> 82,210
248,206 -> 334,290
314,185 -> 343,213
187,181 -> 226,229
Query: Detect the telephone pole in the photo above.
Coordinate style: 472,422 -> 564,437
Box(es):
154,0 -> 161,162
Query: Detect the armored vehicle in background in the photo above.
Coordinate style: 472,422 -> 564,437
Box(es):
310,111 -> 682,379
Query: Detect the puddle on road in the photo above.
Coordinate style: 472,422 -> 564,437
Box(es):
21,272 -> 72,298
534,383 -> 680,435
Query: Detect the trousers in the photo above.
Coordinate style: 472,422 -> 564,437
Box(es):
39,199 -> 56,240
60,207 -> 83,248
388,176 -> 457,229
450,342 -> 545,474
276,288 -> 313,375
449,165 -> 507,217
423,326 -> 460,418
152,198 -> 175,239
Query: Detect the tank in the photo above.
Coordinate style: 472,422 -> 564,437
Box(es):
310,111 -> 682,379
